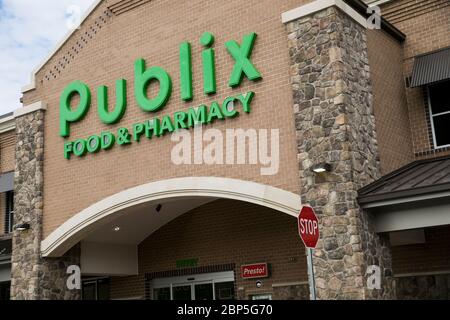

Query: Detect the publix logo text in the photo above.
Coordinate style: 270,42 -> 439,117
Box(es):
60,32 -> 262,159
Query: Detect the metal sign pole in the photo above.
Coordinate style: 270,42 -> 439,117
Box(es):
306,248 -> 317,300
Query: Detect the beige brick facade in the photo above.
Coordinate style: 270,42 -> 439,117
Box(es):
380,0 -> 450,159
367,29 -> 414,174
0,131 -> 15,174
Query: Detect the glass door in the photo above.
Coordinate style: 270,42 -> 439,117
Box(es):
151,271 -> 235,301
82,278 -> 110,300
0,282 -> 10,301
194,282 -> 214,300
172,284 -> 192,300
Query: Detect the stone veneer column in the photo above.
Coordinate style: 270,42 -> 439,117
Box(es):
11,108 -> 81,300
285,6 -> 394,299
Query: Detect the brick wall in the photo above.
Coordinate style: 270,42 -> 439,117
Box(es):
367,29 -> 414,174
392,225 -> 450,275
381,0 -> 450,159
110,199 -> 308,300
110,276 -> 145,300
381,0 -> 450,59
0,131 -> 15,173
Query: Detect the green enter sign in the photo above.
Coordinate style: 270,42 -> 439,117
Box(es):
176,258 -> 199,269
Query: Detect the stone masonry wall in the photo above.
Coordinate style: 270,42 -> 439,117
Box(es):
272,283 -> 310,300
11,111 -> 46,299
11,110 -> 80,300
286,7 -> 394,299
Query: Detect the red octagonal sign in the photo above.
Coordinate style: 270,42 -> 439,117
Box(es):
298,206 -> 320,248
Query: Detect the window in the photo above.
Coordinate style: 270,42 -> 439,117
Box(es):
82,278 -> 110,300
428,80 -> 450,148
4,192 -> 14,234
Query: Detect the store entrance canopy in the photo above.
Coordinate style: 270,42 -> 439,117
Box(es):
358,156 -> 450,232
410,47 -> 450,87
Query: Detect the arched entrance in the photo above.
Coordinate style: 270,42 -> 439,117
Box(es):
41,177 -> 307,300
42,177 -> 301,257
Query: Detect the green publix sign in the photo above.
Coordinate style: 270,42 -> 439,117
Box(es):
61,32 -> 262,159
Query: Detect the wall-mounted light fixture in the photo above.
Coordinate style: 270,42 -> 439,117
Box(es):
311,163 -> 332,173
15,223 -> 30,231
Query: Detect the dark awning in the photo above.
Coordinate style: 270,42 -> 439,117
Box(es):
358,156 -> 450,205
0,172 -> 14,193
410,47 -> 450,87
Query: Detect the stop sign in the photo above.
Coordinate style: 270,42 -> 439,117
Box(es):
298,206 -> 319,248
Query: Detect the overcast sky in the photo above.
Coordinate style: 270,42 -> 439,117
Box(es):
0,0 -> 96,115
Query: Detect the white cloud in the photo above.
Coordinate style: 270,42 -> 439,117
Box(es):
0,0 -> 96,115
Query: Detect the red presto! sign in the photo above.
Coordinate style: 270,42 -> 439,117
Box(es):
241,263 -> 268,279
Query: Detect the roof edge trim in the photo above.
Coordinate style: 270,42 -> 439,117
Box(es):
14,101 -> 47,118
0,113 -> 15,134
282,0 -> 368,28
344,0 -> 406,42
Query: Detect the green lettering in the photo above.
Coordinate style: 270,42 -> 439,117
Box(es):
97,79 -> 127,124
180,42 -> 193,101
237,91 -> 255,113
160,115 -> 175,135
117,128 -> 131,145
101,132 -> 115,150
135,58 -> 172,112
145,119 -> 161,139
174,111 -> 188,130
225,33 -> 262,87
64,142 -> 73,160
200,32 -> 216,95
60,81 -> 91,137
222,96 -> 239,118
187,105 -> 207,127
86,135 -> 101,153
133,123 -> 145,142
73,139 -> 87,157
207,102 -> 224,123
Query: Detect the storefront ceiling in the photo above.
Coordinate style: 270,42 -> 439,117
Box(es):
84,197 -> 215,245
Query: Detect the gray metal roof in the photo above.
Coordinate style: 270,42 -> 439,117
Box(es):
358,156 -> 450,205
411,47 -> 450,87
